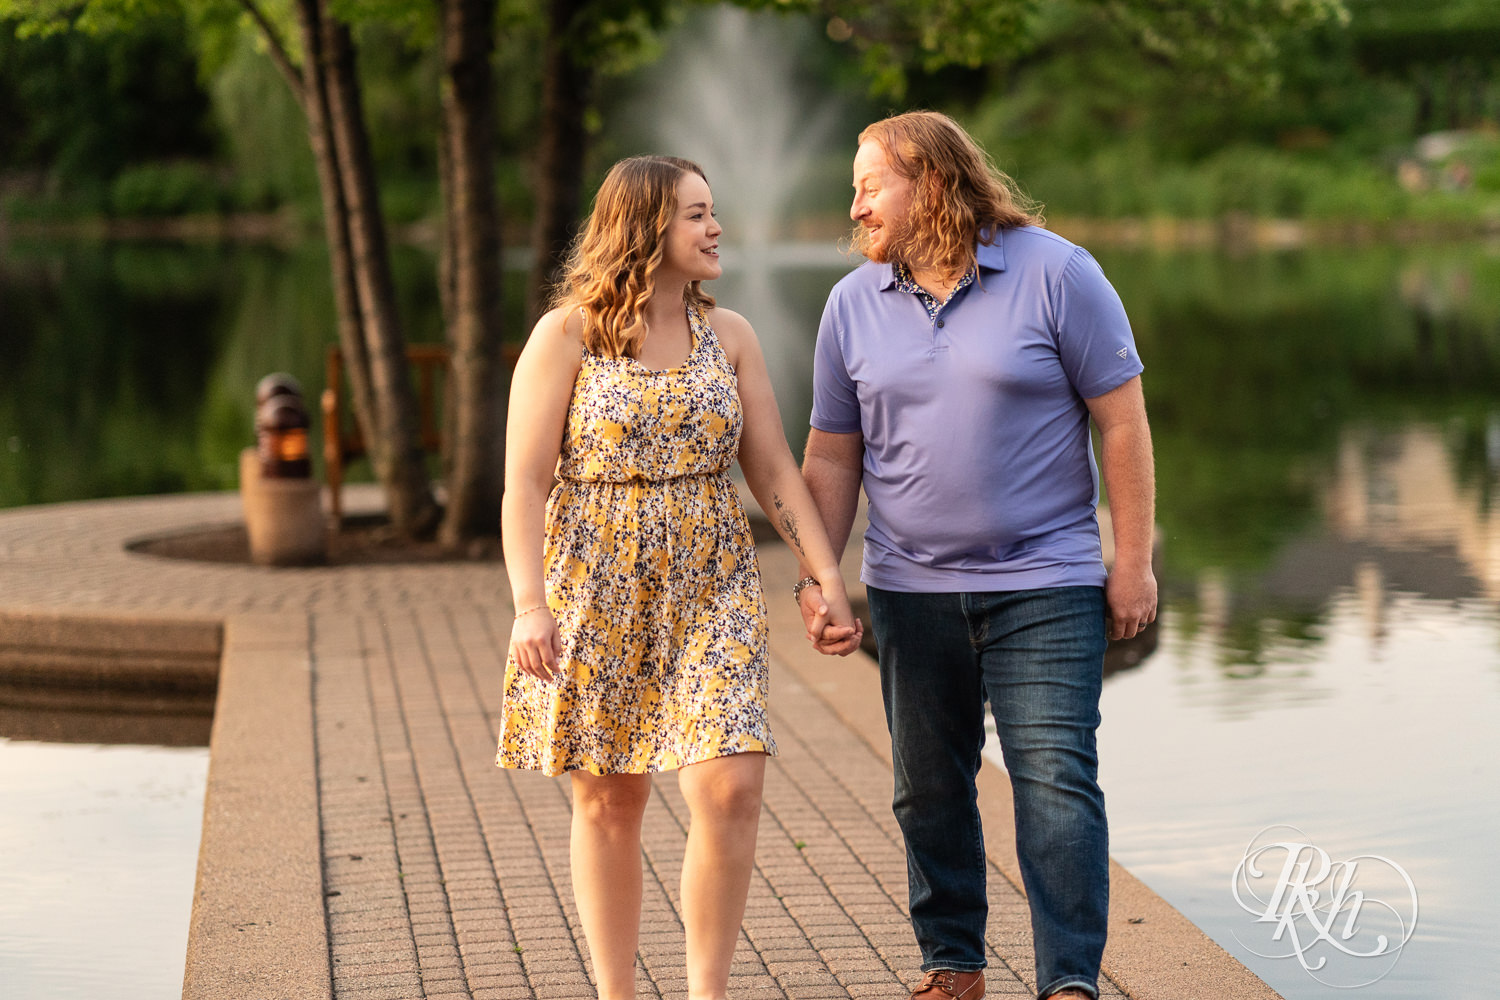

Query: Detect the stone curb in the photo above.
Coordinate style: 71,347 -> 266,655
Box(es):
183,612 -> 331,1000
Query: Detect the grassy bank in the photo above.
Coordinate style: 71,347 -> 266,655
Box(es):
6,139 -> 1500,252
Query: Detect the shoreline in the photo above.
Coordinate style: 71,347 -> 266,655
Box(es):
4,208 -> 1499,253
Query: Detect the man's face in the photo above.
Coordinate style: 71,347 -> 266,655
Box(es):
850,139 -> 915,264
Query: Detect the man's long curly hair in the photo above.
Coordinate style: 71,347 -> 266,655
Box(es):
551,155 -> 715,358
851,111 -> 1044,280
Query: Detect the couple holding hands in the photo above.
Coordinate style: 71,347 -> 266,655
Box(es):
497,111 -> 1157,1000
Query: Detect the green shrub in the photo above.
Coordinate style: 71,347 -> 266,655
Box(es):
378,176 -> 439,226
108,161 -> 223,217
1300,164 -> 1405,220
1150,163 -> 1217,219
1027,144 -> 1431,223
1474,160 -> 1500,194
1,179 -> 109,221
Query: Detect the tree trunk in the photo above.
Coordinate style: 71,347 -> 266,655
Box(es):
318,1 -> 441,537
436,0 -> 507,545
283,0 -> 379,509
436,110 -> 460,494
437,127 -> 458,345
525,0 -> 595,325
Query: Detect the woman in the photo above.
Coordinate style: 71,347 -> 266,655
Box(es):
497,155 -> 862,1000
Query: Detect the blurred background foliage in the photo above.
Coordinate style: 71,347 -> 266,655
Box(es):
1,0 -> 1498,231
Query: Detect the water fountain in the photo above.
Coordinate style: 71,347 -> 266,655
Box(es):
652,8 -> 846,248
630,7 -> 862,442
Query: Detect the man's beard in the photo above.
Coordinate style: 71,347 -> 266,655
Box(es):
850,212 -> 920,266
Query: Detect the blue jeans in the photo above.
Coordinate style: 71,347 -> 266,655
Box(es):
867,585 -> 1109,1000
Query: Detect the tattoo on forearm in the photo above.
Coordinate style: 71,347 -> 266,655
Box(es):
772,493 -> 806,555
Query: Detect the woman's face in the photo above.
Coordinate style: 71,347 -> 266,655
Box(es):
660,171 -> 723,284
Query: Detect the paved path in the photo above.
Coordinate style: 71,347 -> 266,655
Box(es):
0,489 -> 1279,1000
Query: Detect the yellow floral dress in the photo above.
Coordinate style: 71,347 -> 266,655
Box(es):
496,306 -> 775,776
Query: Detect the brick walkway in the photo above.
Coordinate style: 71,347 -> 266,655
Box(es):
0,489 -> 1278,1000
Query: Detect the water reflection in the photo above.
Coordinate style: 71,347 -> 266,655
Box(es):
0,240 -> 441,508
1099,413 -> 1500,998
1327,424 -> 1499,601
1155,418 -> 1499,689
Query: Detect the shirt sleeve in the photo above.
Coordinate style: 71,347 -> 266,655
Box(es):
1053,247 -> 1144,399
809,293 -> 862,433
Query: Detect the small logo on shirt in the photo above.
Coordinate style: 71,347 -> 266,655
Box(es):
1116,347 -> 1129,359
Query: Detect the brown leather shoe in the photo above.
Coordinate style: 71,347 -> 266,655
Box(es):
910,969 -> 985,1000
1041,990 -> 1093,1000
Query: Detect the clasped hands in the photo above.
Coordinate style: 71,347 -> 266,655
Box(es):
797,583 -> 864,656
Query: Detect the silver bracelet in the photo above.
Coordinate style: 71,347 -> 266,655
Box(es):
792,576 -> 819,603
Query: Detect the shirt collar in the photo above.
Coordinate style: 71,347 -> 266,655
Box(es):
976,228 -> 1007,272
876,228 -> 1009,290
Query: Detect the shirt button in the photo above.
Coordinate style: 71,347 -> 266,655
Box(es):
935,319 -> 945,328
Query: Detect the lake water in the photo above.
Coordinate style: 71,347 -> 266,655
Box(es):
2,237 -> 1498,998
1088,413 -> 1500,999
1096,588 -> 1499,999
0,737 -> 209,999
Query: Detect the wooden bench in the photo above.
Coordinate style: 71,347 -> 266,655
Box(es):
321,343 -> 522,523
321,344 -> 450,523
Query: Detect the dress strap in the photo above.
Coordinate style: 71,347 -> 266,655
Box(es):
688,304 -> 714,358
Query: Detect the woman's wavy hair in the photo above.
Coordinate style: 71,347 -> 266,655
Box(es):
852,111 -> 1044,278
551,155 -> 715,358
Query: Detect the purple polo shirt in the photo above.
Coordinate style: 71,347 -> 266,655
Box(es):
810,226 -> 1142,592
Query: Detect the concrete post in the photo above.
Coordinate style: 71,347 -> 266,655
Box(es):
238,449 -> 327,566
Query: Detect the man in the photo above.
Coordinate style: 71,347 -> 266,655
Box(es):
796,111 -> 1156,1000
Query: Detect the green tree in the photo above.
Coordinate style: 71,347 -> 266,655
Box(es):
523,0 -> 673,322
0,0 -> 1362,543
811,0 -> 1349,99
434,0 -> 507,543
253,0 -> 444,537
2,0 -> 499,540
1346,0 -> 1500,132
0,15 -> 214,187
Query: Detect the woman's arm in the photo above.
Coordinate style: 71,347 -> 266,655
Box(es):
713,308 -> 864,655
501,307 -> 584,680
